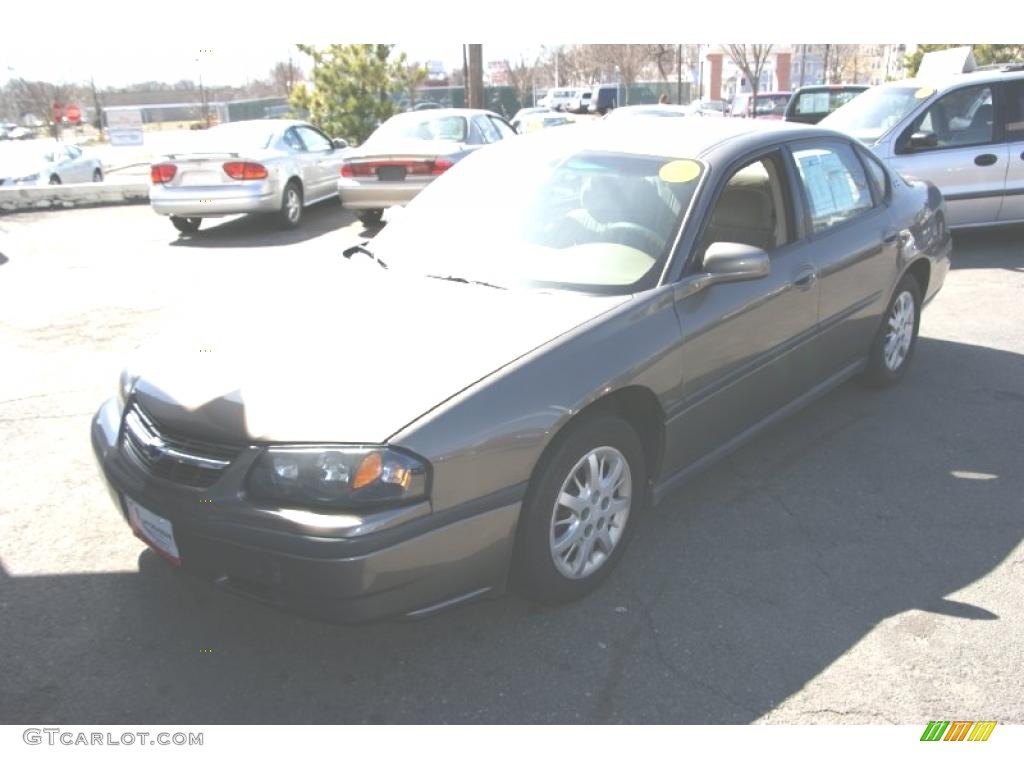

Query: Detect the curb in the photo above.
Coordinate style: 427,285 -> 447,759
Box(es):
0,181 -> 150,214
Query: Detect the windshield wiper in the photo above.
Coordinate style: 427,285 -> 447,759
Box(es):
342,243 -> 388,269
426,274 -> 507,290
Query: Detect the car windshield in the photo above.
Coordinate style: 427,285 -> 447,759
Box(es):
821,84 -> 926,143
369,114 -> 468,143
368,132 -> 704,294
754,95 -> 790,116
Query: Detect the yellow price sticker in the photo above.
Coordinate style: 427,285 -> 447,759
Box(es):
914,87 -> 935,100
659,159 -> 701,183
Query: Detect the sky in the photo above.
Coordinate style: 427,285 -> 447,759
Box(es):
1,43 -> 542,88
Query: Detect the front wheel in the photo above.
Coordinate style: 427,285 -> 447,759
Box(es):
92,168 -> 103,183
48,174 -> 61,185
170,216 -> 202,234
512,413 -> 647,604
862,273 -> 922,387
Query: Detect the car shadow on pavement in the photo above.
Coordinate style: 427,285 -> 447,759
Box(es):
1,337 -> 1022,724
951,225 -> 1024,271
167,200 -> 357,249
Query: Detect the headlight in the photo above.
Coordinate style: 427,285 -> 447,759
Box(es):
117,369 -> 139,407
246,446 -> 430,510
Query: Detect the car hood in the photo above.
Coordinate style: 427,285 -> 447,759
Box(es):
130,266 -> 628,445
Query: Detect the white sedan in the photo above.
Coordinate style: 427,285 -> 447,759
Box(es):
0,140 -> 103,186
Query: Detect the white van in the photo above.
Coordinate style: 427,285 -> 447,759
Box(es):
538,88 -> 577,111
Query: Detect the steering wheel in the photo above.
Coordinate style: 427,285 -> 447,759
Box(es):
603,221 -> 666,254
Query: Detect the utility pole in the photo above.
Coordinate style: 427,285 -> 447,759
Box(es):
462,45 -> 469,107
823,44 -> 831,85
467,44 -> 483,109
798,44 -> 807,88
90,76 -> 103,133
676,44 -> 683,104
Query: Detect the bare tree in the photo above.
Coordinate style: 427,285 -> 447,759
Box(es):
270,60 -> 304,97
504,57 -> 540,108
724,44 -> 774,117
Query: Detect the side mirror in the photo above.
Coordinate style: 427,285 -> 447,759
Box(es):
906,130 -> 937,151
702,242 -> 770,283
332,137 -> 348,150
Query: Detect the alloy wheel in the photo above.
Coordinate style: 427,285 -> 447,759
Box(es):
549,446 -> 632,580
884,290 -> 915,371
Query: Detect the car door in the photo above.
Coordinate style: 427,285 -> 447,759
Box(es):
997,77 -> 1024,223
294,125 -> 339,201
665,149 -> 821,473
787,139 -> 899,379
64,144 -> 90,182
888,82 -> 1009,227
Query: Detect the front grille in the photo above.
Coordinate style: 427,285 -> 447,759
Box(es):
120,403 -> 244,488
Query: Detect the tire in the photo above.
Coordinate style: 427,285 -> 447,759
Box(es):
170,216 -> 202,234
356,209 -> 383,227
92,168 -> 103,183
48,175 -> 61,185
279,180 -> 303,230
862,273 -> 922,387
512,413 -> 647,604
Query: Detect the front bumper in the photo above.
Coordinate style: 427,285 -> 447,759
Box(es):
149,180 -> 280,218
91,398 -> 520,622
337,179 -> 431,210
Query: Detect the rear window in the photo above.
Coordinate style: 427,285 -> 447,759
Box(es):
792,89 -> 865,116
370,114 -> 468,143
194,122 -> 276,150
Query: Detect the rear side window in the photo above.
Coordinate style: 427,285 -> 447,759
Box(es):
791,141 -> 874,233
283,129 -> 305,152
856,147 -> 891,202
488,116 -> 516,140
475,116 -> 501,143
1004,78 -> 1024,140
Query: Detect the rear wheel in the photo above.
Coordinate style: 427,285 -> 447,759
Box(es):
170,216 -> 202,234
356,209 -> 383,227
862,273 -> 922,387
92,168 -> 103,183
279,181 -> 303,229
48,174 -> 61,185
512,413 -> 647,604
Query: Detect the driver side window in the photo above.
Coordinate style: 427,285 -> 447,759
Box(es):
907,84 -> 995,150
700,155 -> 791,257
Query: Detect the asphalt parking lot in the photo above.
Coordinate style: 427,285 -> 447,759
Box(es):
0,203 -> 1022,724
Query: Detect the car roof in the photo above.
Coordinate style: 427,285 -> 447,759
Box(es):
793,84 -> 868,92
888,66 -> 1024,92
387,108 -> 500,119
520,116 -> 838,161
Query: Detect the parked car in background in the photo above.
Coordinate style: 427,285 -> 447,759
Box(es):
821,65 -> 1024,228
0,140 -> 102,186
93,118 -> 950,622
604,104 -> 692,121
588,85 -> 620,115
510,107 -> 553,133
338,108 -> 516,227
148,119 -> 349,234
684,99 -> 727,116
413,102 -> 444,111
752,91 -> 793,119
538,88 -> 577,111
566,88 -> 593,114
518,113 -> 573,133
785,84 -> 869,124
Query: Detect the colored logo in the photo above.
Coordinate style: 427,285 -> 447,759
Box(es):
920,721 -> 996,741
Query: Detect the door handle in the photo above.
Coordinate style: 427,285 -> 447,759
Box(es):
882,231 -> 899,244
974,154 -> 998,167
793,267 -> 817,290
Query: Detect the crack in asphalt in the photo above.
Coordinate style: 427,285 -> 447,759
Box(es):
787,708 -> 899,724
0,412 -> 94,423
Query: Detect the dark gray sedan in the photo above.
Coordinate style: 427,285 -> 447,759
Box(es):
92,118 -> 951,621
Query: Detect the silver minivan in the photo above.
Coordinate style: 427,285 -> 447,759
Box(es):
822,65 -> 1024,228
